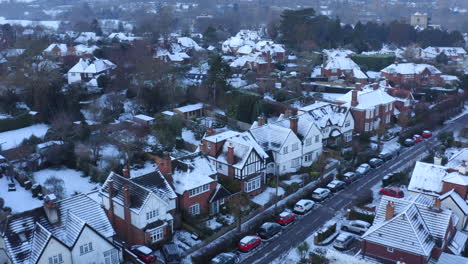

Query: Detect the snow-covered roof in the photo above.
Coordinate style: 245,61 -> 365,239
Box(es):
448,231 -> 467,255
249,123 -> 293,152
324,56 -> 359,71
204,130 -> 240,143
446,148 -> 468,169
437,253 -> 468,264
108,32 -> 140,42
439,189 -> 468,215
3,194 -> 115,264
177,37 -> 203,51
74,44 -> 98,55
134,114 -> 155,122
299,102 -> 351,130
381,63 -> 441,75
363,195 -> 452,257
68,57 -> 116,74
273,113 -> 322,140
423,47 -> 466,59
74,32 -> 101,43
171,153 -> 216,194
408,161 -> 451,195
44,43 -> 67,54
336,88 -> 396,110
441,75 -> 459,82
174,103 -> 204,113
323,49 -> 354,57
215,132 -> 268,169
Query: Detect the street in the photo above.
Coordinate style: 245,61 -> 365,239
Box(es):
239,113 -> 468,264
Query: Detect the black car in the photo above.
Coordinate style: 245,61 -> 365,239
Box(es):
404,138 -> 415,147
378,152 -> 393,162
211,252 -> 239,264
369,158 -> 384,168
162,243 -> 181,264
258,222 -> 281,239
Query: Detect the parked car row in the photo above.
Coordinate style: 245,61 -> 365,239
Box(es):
128,242 -> 182,264
404,130 -> 432,147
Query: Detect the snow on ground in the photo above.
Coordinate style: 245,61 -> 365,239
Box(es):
130,161 -> 157,178
101,144 -> 120,159
0,124 -> 49,150
445,147 -> 463,160
446,103 -> 468,123
251,187 -> 285,206
325,249 -> 375,264
282,174 -> 304,185
0,113 -> 12,119
205,218 -> 223,230
0,176 -> 42,213
381,137 -> 401,154
33,167 -> 99,197
182,128 -> 200,145
173,231 -> 202,252
0,17 -> 60,29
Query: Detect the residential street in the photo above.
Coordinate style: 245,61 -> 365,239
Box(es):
240,113 -> 468,264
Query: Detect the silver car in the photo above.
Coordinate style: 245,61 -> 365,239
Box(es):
333,233 -> 354,250
341,220 -> 371,235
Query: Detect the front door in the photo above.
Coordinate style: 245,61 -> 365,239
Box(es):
212,200 -> 219,214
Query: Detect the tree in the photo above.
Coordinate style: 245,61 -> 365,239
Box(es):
90,19 -> 103,36
436,52 -> 449,65
152,115 -> 183,151
296,241 -> 310,261
43,176 -> 65,200
205,55 -> 232,105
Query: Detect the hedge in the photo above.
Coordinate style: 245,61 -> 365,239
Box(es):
0,113 -> 33,133
315,222 -> 337,243
347,208 -> 375,224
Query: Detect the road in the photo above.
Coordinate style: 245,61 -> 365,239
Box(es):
240,113 -> 468,264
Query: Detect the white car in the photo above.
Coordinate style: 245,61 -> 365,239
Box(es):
333,233 -> 354,250
293,199 -> 315,214
341,220 -> 371,235
356,163 -> 371,176
311,188 -> 331,201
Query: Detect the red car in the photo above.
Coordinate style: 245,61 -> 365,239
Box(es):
238,236 -> 262,252
413,134 -> 423,143
128,245 -> 156,263
276,211 -> 296,226
422,130 -> 432,138
379,187 -> 404,198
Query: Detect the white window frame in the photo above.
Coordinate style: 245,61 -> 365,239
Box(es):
315,135 -> 319,143
80,242 -> 93,255
291,157 -> 300,168
48,254 -> 63,264
245,176 -> 261,192
150,227 -> 164,242
305,138 -> 312,146
304,153 -> 312,162
375,106 -> 379,116
292,143 -> 299,151
345,121 -> 350,127
104,249 -> 119,264
387,247 -> 394,253
146,209 -> 159,221
283,146 -> 288,154
364,123 -> 369,132
189,184 -> 210,197
188,203 -> 200,215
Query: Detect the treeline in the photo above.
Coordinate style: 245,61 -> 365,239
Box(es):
279,8 -> 465,52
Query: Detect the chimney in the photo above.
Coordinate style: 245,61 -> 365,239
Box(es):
284,109 -> 292,118
290,116 -> 298,135
199,142 -> 207,153
227,143 -> 235,165
351,90 -> 358,107
372,83 -> 379,90
43,194 -> 59,224
122,165 -> 130,179
385,201 -> 395,220
257,115 -> 265,126
459,161 -> 466,175
434,197 -> 441,209
107,179 -> 115,225
434,153 -> 442,166
158,152 -> 172,176
207,127 -> 215,136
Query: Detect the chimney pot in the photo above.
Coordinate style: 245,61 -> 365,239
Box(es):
257,115 -> 265,126
227,143 -> 235,165
385,201 -> 395,220
434,153 -> 442,166
290,116 -> 298,135
434,198 -> 441,209
351,90 -> 358,107
122,165 -> 130,179
43,194 -> 59,224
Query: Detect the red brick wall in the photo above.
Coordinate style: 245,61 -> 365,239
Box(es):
350,103 -> 394,134
442,182 -> 468,200
381,71 -> 443,89
111,212 -> 146,245
201,139 -> 225,157
180,181 -> 217,214
362,240 -> 428,264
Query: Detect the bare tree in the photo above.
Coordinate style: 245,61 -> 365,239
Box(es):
43,176 -> 65,200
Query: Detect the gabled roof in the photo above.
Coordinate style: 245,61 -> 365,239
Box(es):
437,252 -> 468,264
337,88 -> 396,110
215,132 -> 268,169
446,148 -> 468,169
381,63 -> 441,75
209,184 -> 231,203
363,195 -> 453,257
299,102 -> 351,129
249,123 -> 293,152
2,194 -> 115,264
171,152 -> 216,194
132,171 -> 177,200
274,113 -> 322,140
439,189 -> 468,215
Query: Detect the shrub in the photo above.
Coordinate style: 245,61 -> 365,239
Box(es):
347,208 -> 375,224
0,113 -> 33,133
309,249 -> 329,264
218,177 -> 241,193
315,223 -> 337,243
297,241 -> 310,262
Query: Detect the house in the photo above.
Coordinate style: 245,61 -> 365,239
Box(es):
249,113 -> 323,175
173,103 -> 205,120
0,194 -> 121,264
67,57 -> 116,86
335,86 -> 396,134
320,54 -> 367,83
43,43 -> 74,57
422,47 -> 466,61
437,253 -> 468,264
133,114 -> 155,126
156,152 -> 230,215
108,33 -> 141,42
362,195 -> 463,264
439,190 -> 468,233
411,12 -> 429,29
298,102 -> 354,146
380,63 -> 443,89
100,169 -> 177,247
385,87 -> 414,117
200,130 -> 269,195
74,32 -> 101,44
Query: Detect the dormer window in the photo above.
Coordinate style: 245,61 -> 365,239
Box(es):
146,209 -> 159,221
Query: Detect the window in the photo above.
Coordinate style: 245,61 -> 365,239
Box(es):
48,254 -> 63,264
364,123 -> 369,132
189,184 -> 210,197
304,153 -> 312,162
387,247 -> 394,253
188,203 -> 200,215
386,115 -> 390,124
104,249 -> 119,264
79,242 -> 93,255
146,209 -> 159,221
245,176 -> 261,192
305,138 -> 312,146
345,121 -> 350,127
291,158 -> 300,168
217,163 -> 222,169
220,198 -> 225,205
344,132 -> 352,142
150,227 -> 164,242
292,143 -> 299,151
315,135 -> 319,143
283,146 -> 288,154
375,106 -> 379,116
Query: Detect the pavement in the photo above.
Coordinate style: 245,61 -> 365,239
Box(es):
237,113 -> 468,264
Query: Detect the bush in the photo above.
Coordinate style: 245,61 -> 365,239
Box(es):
309,249 -> 329,264
315,223 -> 337,243
0,113 -> 33,133
218,177 -> 241,193
347,208 -> 375,223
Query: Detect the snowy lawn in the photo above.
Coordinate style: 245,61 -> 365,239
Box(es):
205,218 -> 223,230
33,167 -> 99,197
173,230 -> 202,252
251,187 -> 285,206
182,128 -> 200,145
130,161 -> 157,178
0,176 -> 42,213
381,137 -> 401,154
282,174 -> 305,185
0,124 -> 49,150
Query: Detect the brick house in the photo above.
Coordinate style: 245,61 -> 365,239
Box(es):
386,87 -> 414,118
320,55 -> 368,83
422,47 -> 466,61
43,43 -> 76,57
100,170 -> 177,247
381,63 -> 443,89
335,86 -> 396,134
200,130 -> 269,196
156,152 -> 230,216
361,195 -> 463,264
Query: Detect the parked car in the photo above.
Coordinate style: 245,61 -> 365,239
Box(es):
342,172 -> 358,183
422,130 -> 432,138
258,222 -> 282,239
293,199 -> 315,214
379,187 -> 404,198
311,188 -> 331,201
355,164 -> 371,176
369,158 -> 383,168
378,152 -> 393,162
162,243 -> 181,264
326,180 -> 346,192
333,233 -> 355,250
211,252 -> 239,264
341,220 -> 371,235
403,138 -> 415,147
7,181 -> 16,192
238,236 -> 261,252
276,211 -> 296,226
128,245 -> 156,264
413,134 -> 422,143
